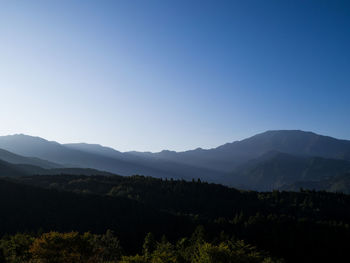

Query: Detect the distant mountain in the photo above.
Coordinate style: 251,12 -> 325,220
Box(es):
0,158 -> 120,177
64,143 -> 124,159
1,130 -> 350,189
0,148 -> 62,169
130,130 -> 350,172
0,134 -> 222,181
0,159 -> 35,177
223,151 -> 350,191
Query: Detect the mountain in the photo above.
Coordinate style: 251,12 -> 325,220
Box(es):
1,130 -> 350,189
64,143 -> 125,159
130,130 -> 350,172
0,148 -> 62,169
0,158 -> 121,177
223,151 -> 350,191
64,143 -> 225,182
0,134 -> 222,181
0,159 -> 36,177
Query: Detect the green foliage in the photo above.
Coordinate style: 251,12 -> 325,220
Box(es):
150,240 -> 178,263
29,232 -> 96,263
0,233 -> 34,263
0,230 -> 281,263
121,230 -> 281,263
143,233 -> 156,259
0,231 -> 123,263
194,242 -> 238,263
93,230 -> 122,262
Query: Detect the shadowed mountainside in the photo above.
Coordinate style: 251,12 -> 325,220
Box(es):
282,173 -> 350,194
224,151 -> 350,191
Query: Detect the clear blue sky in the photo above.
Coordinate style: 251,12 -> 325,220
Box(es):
0,0 -> 349,152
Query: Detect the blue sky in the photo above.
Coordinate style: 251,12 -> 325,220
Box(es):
0,0 -> 349,151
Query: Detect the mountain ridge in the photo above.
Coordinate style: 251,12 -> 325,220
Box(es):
0,134 -> 223,181
1,130 -> 350,190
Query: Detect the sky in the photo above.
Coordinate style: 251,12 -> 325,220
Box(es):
0,0 -> 349,152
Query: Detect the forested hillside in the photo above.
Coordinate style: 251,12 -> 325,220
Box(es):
2,175 -> 350,262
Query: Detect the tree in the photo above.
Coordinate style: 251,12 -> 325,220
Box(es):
94,229 -> 122,262
0,233 -> 34,263
29,232 -> 96,263
142,233 -> 156,259
151,238 -> 178,263
193,242 -> 231,263
193,240 -> 283,263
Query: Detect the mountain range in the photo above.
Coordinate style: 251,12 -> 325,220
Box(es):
0,130 -> 350,191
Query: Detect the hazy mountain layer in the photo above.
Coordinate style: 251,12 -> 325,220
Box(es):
0,148 -> 62,169
0,158 -> 122,178
0,134 -> 222,181
130,130 -> 350,172
1,130 -> 350,190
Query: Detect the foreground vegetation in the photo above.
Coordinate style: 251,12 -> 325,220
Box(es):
0,228 -> 282,263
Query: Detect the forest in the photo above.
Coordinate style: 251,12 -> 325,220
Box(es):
1,174 -> 350,262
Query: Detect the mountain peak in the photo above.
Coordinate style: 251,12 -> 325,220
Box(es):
253,129 -> 319,138
1,134 -> 58,144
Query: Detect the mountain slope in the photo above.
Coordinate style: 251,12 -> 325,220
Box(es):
0,159 -> 33,177
2,130 -> 350,187
282,173 -> 350,194
224,152 -> 350,191
0,158 -> 122,177
64,143 -> 125,159
0,148 -> 62,169
0,134 -> 222,180
130,130 -> 350,172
